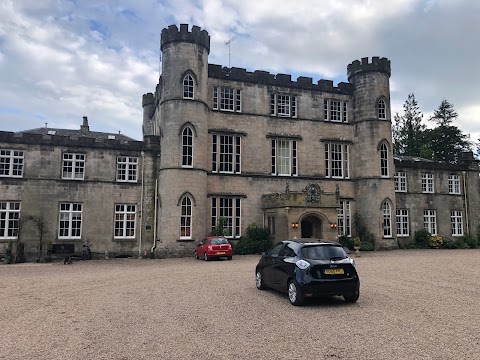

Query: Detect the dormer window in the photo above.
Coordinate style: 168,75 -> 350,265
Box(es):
183,74 -> 194,99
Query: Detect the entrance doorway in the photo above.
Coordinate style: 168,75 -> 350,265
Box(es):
301,216 -> 323,239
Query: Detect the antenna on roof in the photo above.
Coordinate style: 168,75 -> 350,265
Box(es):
45,123 -> 48,128
159,33 -> 162,79
225,36 -> 236,68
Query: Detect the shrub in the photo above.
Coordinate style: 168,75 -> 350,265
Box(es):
463,234 -> 478,249
429,235 -> 443,249
353,213 -> 376,250
232,223 -> 271,255
414,229 -> 431,248
338,236 -> 354,250
441,237 -> 457,249
359,240 -> 375,251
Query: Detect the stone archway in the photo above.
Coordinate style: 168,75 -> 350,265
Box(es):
300,215 -> 323,239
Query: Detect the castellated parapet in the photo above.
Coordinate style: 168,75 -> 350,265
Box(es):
161,24 -> 210,53
142,93 -> 155,107
347,57 -> 391,81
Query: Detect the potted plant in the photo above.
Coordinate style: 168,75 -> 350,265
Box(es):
353,237 -> 361,256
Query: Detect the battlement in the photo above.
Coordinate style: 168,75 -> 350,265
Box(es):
161,24 -> 210,54
208,64 -> 354,95
142,93 -> 155,107
347,57 -> 391,81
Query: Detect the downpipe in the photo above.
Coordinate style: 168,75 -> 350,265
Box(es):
151,178 -> 158,254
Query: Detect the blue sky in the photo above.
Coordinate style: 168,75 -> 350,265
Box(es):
1,0 -> 479,142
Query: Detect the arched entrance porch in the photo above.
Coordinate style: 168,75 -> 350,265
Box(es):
300,215 -> 323,239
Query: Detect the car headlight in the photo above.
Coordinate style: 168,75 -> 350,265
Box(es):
295,259 -> 311,270
349,258 -> 356,267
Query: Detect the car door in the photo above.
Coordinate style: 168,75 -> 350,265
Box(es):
261,242 -> 285,287
271,243 -> 297,292
196,239 -> 206,257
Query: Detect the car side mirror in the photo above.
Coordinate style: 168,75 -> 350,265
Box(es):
197,242 -> 203,246
261,252 -> 266,257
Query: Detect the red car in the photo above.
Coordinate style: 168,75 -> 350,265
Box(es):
195,236 -> 233,261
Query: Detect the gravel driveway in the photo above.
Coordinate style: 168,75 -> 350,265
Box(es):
1,250 -> 480,360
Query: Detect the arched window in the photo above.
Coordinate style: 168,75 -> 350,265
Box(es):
183,74 -> 194,99
383,201 -> 392,237
378,98 -> 386,119
182,126 -> 193,167
380,142 -> 389,177
180,195 -> 192,239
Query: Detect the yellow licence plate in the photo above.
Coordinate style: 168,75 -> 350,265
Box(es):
217,252 -> 225,255
324,268 -> 344,275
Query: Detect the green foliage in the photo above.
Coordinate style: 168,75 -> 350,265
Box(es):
360,241 -> 375,251
462,234 -> 478,249
414,229 -> 431,248
338,236 -> 354,250
210,217 -> 230,236
440,237 -> 456,249
4,240 -> 13,264
232,223 -> 271,255
429,235 -> 443,249
353,213 -> 375,250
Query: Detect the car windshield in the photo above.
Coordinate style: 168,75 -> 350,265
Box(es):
210,238 -> 229,245
301,245 -> 347,260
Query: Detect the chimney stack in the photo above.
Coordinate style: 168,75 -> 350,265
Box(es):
80,116 -> 90,133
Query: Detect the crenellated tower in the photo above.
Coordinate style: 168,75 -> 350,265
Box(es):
156,24 -> 211,250
348,57 -> 397,249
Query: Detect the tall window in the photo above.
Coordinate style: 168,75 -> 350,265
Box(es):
271,139 -> 298,176
180,196 -> 192,239
380,142 -> 389,177
424,210 -> 437,235
271,94 -> 297,118
213,86 -> 241,112
325,143 -> 349,178
267,215 -> 275,236
450,210 -> 463,236
0,202 -> 20,239
117,156 -> 138,182
114,204 -> 136,239
59,203 -> 82,239
383,201 -> 392,237
422,173 -> 434,193
337,200 -> 351,237
394,172 -> 407,192
396,209 -> 409,237
62,153 -> 85,180
182,126 -> 193,167
211,197 -> 241,238
183,74 -> 194,99
324,99 -> 348,122
448,175 -> 461,194
378,98 -> 386,119
0,150 -> 24,178
212,134 -> 241,174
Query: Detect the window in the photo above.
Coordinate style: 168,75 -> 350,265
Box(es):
114,204 -> 136,239
422,173 -> 434,193
180,196 -> 192,239
62,153 -> 85,180
117,156 -> 138,182
325,143 -> 349,178
271,94 -> 297,118
380,142 -> 389,177
0,150 -> 24,178
271,139 -> 298,176
211,197 -> 241,238
267,215 -> 275,236
212,134 -> 241,174
383,201 -> 392,237
0,202 -> 20,239
396,209 -> 409,237
337,200 -> 351,237
450,210 -> 463,236
324,99 -> 348,122
394,172 -> 407,192
423,210 -> 437,235
378,98 -> 386,119
213,86 -> 241,112
182,126 -> 193,167
448,175 -> 461,194
183,74 -> 194,99
59,203 -> 82,239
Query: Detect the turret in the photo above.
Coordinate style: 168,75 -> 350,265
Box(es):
142,93 -> 155,136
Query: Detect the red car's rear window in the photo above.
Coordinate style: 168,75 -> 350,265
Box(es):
210,238 -> 229,245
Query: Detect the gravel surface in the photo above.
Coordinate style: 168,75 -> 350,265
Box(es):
1,250 -> 480,360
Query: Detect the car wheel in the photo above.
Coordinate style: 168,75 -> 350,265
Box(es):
227,256 -> 232,260
256,271 -> 266,290
344,290 -> 360,303
288,280 -> 304,306
204,252 -> 209,261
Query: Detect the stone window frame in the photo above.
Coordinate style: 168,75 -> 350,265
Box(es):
179,194 -> 193,240
210,196 -> 241,238
58,202 -> 82,239
423,209 -> 437,235
211,133 -> 242,174
271,138 -> 298,177
324,98 -> 348,122
181,125 -> 194,168
382,200 -> 393,238
270,93 -> 297,118
377,97 -> 387,120
379,141 -> 389,178
213,86 -> 242,112
448,174 -> 461,194
116,156 -> 138,183
183,73 -> 194,99
62,152 -> 85,180
337,200 -> 351,238
394,172 -> 407,192
396,208 -> 409,237
324,142 -> 349,179
0,149 -> 24,178
114,204 -> 137,239
0,201 -> 20,239
450,210 -> 464,237
421,173 -> 435,193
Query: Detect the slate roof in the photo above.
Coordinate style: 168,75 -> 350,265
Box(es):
18,126 -> 137,142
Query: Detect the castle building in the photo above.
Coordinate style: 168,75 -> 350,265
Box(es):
1,24 -> 479,260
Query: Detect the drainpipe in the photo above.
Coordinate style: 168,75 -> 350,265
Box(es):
138,151 -> 145,258
462,171 -> 469,234
151,178 -> 158,253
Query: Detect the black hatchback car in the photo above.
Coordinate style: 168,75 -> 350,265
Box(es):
255,239 -> 360,306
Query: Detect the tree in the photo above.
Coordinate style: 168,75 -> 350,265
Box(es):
392,94 -> 426,156
476,137 -> 480,159
427,100 -> 471,163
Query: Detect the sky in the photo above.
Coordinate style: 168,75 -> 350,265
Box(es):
0,0 -> 479,143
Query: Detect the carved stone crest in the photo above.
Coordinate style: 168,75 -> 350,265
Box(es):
304,183 -> 321,204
